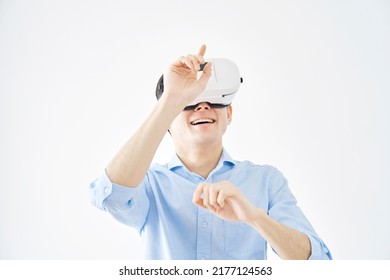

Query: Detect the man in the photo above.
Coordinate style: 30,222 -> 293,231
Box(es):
89,45 -> 332,260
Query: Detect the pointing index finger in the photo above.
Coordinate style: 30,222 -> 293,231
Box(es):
198,44 -> 206,57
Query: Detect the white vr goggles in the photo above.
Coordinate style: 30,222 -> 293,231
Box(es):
156,58 -> 243,110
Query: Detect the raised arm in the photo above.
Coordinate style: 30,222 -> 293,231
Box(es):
105,45 -> 212,187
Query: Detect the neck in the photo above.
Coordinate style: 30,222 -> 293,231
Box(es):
176,143 -> 223,179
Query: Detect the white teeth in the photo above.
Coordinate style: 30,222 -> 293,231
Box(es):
191,118 -> 215,125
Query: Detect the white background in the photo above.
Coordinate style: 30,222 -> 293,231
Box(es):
0,0 -> 389,259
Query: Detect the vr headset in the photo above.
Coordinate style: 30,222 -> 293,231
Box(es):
156,58 -> 243,110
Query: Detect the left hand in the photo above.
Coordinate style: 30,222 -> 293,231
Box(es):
192,181 -> 258,223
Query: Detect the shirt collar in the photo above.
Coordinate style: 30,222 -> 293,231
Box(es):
167,148 -> 236,171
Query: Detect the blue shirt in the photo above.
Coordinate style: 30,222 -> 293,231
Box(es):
89,149 -> 332,260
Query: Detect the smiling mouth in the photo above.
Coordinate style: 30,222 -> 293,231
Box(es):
190,118 -> 215,125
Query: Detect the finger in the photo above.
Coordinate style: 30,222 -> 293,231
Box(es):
192,194 -> 205,208
194,54 -> 205,64
189,54 -> 206,68
198,44 -> 206,57
192,183 -> 206,207
217,189 -> 226,208
197,61 -> 212,85
193,183 -> 205,201
193,197 -> 205,208
208,186 -> 218,209
186,54 -> 201,70
179,56 -> 195,70
204,186 -> 221,213
202,185 -> 210,207
201,61 -> 212,75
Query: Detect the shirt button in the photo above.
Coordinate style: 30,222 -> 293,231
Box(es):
104,187 -> 110,194
202,221 -> 208,228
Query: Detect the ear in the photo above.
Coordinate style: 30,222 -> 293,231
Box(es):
227,105 -> 233,124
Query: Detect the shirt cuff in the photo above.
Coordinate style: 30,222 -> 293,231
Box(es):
89,171 -> 114,210
89,171 -> 150,231
89,170 -> 139,209
306,233 -> 333,260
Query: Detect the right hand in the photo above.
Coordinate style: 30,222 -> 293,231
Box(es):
162,44 -> 213,108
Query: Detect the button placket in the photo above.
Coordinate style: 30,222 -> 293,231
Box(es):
196,207 -> 212,260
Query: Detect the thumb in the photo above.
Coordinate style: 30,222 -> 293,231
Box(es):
197,61 -> 212,88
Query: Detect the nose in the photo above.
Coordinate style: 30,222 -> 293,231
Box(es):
194,102 -> 210,111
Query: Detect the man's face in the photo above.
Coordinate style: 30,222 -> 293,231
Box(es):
169,102 -> 232,148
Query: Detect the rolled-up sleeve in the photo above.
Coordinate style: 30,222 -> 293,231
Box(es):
306,233 -> 332,260
267,167 -> 332,260
89,171 -> 150,232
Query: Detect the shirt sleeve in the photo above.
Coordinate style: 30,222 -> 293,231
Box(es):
267,167 -> 332,260
89,171 -> 150,233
